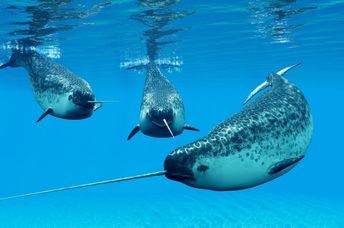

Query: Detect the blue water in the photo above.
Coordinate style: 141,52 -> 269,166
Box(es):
0,0 -> 343,227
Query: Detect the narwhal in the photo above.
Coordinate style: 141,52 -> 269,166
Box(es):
0,63 -> 313,200
0,50 -> 108,122
127,62 -> 199,140
164,63 -> 313,190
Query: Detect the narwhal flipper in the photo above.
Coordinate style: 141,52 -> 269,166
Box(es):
243,63 -> 301,105
93,103 -> 102,111
37,108 -> 53,122
127,125 -> 140,140
268,155 -> 305,175
183,124 -> 200,132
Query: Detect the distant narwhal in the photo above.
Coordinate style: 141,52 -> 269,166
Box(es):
0,50 -> 108,122
0,64 -> 313,200
127,62 -> 199,140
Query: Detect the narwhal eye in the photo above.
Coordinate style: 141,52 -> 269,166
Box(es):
68,95 -> 72,101
197,165 -> 209,172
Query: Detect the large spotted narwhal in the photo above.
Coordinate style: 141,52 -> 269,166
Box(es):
0,50 -> 107,122
0,63 -> 313,201
164,63 -> 313,190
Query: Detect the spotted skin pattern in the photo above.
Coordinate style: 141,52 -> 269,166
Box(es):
142,64 -> 183,111
164,73 -> 313,190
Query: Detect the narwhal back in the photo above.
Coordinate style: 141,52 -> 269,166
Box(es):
1,50 -> 91,95
209,74 -> 313,159
168,73 -> 313,162
21,51 -> 91,95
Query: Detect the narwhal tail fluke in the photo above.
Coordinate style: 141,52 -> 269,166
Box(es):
0,52 -> 21,69
243,63 -> 301,105
0,171 -> 166,201
87,100 -> 119,112
0,62 -> 11,69
243,81 -> 270,105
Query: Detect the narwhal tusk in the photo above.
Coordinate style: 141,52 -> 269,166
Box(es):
163,118 -> 175,138
88,100 -> 119,103
0,171 -> 166,201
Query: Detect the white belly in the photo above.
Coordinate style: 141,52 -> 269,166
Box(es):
190,154 -> 273,190
33,89 -> 87,119
187,117 -> 313,190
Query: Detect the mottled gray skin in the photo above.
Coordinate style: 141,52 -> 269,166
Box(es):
138,63 -> 185,137
7,51 -> 96,119
164,73 -> 313,190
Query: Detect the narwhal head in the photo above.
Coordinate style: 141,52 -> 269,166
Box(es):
129,100 -> 190,140
147,106 -> 174,127
67,88 -> 98,118
164,138 -> 231,190
164,147 -> 195,184
140,104 -> 185,138
164,139 -> 212,186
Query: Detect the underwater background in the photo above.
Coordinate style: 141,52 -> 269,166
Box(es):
0,0 -> 343,227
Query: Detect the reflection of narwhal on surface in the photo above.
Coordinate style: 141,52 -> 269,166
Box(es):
0,50 -> 108,122
0,64 -> 313,200
126,0 -> 198,139
248,0 -> 317,44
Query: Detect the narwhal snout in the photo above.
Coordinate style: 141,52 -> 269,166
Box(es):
148,108 -> 174,127
164,152 -> 195,182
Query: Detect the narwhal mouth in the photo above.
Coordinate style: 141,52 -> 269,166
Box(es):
151,119 -> 173,128
165,172 -> 195,182
76,101 -> 95,109
71,91 -> 96,110
147,108 -> 174,127
152,118 -> 175,138
164,154 -> 195,182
